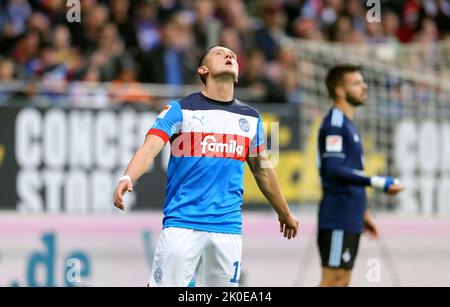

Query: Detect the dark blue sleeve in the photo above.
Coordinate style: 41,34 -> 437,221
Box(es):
320,126 -> 371,186
323,158 -> 371,186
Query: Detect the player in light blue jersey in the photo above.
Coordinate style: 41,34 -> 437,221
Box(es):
113,46 -> 299,287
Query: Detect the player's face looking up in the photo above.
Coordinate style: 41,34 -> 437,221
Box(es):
342,72 -> 368,107
198,46 -> 239,84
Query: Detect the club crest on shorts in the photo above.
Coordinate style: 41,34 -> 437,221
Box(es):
154,267 -> 163,283
342,249 -> 352,263
239,118 -> 250,132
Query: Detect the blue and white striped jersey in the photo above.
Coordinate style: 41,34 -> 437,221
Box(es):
148,92 -> 265,234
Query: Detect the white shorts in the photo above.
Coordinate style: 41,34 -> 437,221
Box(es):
149,227 -> 242,287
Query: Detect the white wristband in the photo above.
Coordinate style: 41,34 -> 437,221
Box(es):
370,176 -> 386,190
119,175 -> 132,183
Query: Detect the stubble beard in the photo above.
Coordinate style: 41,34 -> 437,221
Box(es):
346,92 -> 365,107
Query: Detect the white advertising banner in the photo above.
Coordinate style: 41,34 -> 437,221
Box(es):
394,120 -> 450,215
0,213 -> 164,287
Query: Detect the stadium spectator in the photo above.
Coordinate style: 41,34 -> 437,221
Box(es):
397,0 -> 423,43
254,1 -> 288,61
139,12 -> 196,85
366,17 -> 385,45
70,3 -> 109,54
0,58 -> 16,104
26,11 -> 50,39
2,0 -> 32,39
320,0 -> 345,31
51,25 -> 81,77
134,0 -> 161,52
237,48 -> 287,103
9,30 -> 40,77
109,0 -> 139,58
345,0 -> 366,34
266,39 -> 302,103
193,0 -> 219,52
110,57 -> 154,105
68,66 -> 109,108
216,0 -> 253,39
91,22 -> 132,82
291,16 -> 324,41
382,10 -> 401,45
414,17 -> 439,42
0,58 -> 15,80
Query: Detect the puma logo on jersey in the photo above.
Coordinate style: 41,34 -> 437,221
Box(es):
193,115 -> 206,126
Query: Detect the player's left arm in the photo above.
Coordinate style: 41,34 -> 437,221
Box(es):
384,180 -> 405,195
246,151 -> 299,240
321,126 -> 405,194
363,210 -> 379,240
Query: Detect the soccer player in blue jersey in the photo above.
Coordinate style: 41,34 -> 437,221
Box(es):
113,46 -> 299,287
317,65 -> 405,287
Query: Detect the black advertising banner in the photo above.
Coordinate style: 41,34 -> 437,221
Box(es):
0,106 -> 167,212
0,104 -> 301,213
0,107 -> 17,210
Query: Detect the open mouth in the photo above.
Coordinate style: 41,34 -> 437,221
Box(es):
225,60 -> 233,66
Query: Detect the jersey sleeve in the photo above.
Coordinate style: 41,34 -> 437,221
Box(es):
319,126 -> 371,186
147,101 -> 183,143
249,116 -> 265,155
319,125 -> 346,159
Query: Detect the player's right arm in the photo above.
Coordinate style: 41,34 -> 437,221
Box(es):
114,101 -> 183,210
114,135 -> 165,210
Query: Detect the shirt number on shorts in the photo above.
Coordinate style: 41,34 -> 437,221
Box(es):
230,261 -> 240,283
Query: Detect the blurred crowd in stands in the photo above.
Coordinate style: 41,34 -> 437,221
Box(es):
0,0 -> 449,106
